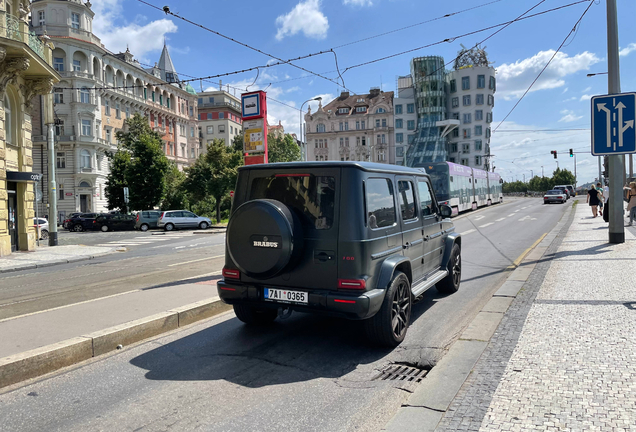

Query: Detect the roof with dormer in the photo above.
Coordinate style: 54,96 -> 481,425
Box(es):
157,43 -> 178,83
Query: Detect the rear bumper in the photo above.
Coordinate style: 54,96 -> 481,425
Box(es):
217,280 -> 386,320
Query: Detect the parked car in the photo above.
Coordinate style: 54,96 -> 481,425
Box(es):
66,213 -> 100,232
94,214 -> 136,232
135,210 -> 162,232
33,217 -> 49,240
218,161 -> 461,347
565,185 -> 576,197
544,189 -> 567,204
157,210 -> 211,231
554,185 -> 571,199
62,212 -> 81,229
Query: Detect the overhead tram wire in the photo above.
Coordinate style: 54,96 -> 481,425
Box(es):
492,1 -> 596,133
136,0 -> 352,93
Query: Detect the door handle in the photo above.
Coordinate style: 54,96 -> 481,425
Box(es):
315,252 -> 333,262
403,242 -> 411,249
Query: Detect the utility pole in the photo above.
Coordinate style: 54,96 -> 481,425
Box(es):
541,166 -> 544,177
606,0 -> 625,244
43,93 -> 58,246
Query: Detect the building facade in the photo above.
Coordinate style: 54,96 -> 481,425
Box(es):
29,0 -> 198,217
1,0 -> 60,256
305,88 -> 394,163
197,88 -> 242,149
393,75 -> 417,166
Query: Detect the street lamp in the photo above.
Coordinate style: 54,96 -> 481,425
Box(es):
299,97 -> 322,161
555,160 -> 559,170
586,72 -> 608,77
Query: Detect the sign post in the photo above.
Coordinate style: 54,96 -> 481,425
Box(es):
123,187 -> 129,213
241,91 -> 268,165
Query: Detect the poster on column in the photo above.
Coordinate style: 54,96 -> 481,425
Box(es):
243,118 -> 265,153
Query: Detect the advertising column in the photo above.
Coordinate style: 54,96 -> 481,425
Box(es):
241,91 -> 268,165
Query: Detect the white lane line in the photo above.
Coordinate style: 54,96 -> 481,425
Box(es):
474,215 -> 485,221
168,255 -> 224,267
507,213 -> 515,217
460,229 -> 476,236
496,217 -> 506,222
175,246 -> 186,250
514,210 -> 520,213
479,222 -> 494,228
104,242 -> 148,245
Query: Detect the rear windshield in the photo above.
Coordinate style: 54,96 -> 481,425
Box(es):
547,190 -> 562,195
249,174 -> 336,230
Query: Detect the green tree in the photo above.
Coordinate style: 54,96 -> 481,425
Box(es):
552,168 -> 576,187
185,139 -> 243,223
268,133 -> 301,163
161,162 -> 188,210
231,134 -> 244,153
111,114 -> 170,211
104,148 -> 131,213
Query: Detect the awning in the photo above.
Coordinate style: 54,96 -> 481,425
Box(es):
6,171 -> 43,182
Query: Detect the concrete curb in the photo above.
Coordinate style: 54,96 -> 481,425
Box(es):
0,298 -> 231,390
384,202 -> 576,432
0,251 -> 118,274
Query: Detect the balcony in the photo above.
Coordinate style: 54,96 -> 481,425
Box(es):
153,126 -> 167,136
33,24 -> 102,47
58,71 -> 93,80
4,15 -> 47,61
198,100 -> 241,111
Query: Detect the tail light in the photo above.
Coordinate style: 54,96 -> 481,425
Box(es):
136,213 -> 139,221
338,279 -> 366,289
159,212 -> 164,219
222,267 -> 240,280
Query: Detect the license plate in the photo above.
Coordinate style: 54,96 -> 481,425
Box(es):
264,288 -> 308,304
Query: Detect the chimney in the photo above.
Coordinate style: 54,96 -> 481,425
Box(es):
219,79 -> 222,91
340,91 -> 350,99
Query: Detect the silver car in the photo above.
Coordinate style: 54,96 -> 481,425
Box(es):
157,210 -> 212,231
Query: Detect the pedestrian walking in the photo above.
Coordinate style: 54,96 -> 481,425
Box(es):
624,182 -> 636,226
587,185 -> 601,218
596,183 -> 604,216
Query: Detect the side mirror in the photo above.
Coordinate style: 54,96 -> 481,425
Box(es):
440,204 -> 452,218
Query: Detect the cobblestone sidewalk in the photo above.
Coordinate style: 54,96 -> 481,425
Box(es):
437,203 -> 636,431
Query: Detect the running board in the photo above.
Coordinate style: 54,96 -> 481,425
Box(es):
411,269 -> 449,298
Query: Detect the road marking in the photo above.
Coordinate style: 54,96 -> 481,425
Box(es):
460,229 -> 476,236
496,217 -> 506,222
479,222 -> 494,228
474,215 -> 485,221
175,246 -> 186,249
509,232 -> 548,269
168,256 -> 225,267
518,215 -> 537,222
514,210 -> 520,213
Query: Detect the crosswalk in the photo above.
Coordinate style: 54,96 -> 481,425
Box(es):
96,232 -> 195,248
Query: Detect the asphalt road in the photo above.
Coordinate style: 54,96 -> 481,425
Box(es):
0,197 -> 573,432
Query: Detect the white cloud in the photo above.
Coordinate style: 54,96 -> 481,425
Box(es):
344,0 -> 373,5
582,86 -> 592,93
92,0 -> 177,62
619,42 -> 636,57
580,94 -> 592,102
496,50 -> 601,100
563,96 -> 578,102
559,110 -> 583,123
562,87 -> 569,94
276,0 -> 329,41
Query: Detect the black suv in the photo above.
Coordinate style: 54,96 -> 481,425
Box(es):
66,213 -> 99,232
218,162 -> 461,346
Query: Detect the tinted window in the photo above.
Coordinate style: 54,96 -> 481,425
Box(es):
250,175 -> 336,230
184,212 -> 197,218
366,178 -> 396,229
417,180 -> 435,216
142,212 -> 150,218
397,180 -> 417,221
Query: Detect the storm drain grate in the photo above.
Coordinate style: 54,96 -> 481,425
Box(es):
374,364 -> 429,383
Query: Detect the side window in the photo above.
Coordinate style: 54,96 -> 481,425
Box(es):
366,178 -> 396,229
417,180 -> 435,217
397,180 -> 417,221
185,212 -> 196,218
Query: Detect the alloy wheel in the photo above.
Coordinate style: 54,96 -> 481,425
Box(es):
391,279 -> 411,339
452,251 -> 461,286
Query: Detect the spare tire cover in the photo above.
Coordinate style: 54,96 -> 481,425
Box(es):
227,199 -> 303,279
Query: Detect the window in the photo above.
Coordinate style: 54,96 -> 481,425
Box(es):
339,122 -> 344,131
104,99 -> 110,115
476,94 -> 484,105
338,108 -> 349,114
345,137 -> 349,147
377,150 -> 386,162
396,147 -> 404,157
55,120 -> 64,136
355,106 -> 367,113
339,137 -> 344,147
80,149 -> 91,168
450,79 -> 457,93
486,112 -> 492,123
463,95 -> 471,106
361,121 -> 365,129
451,97 -> 459,108
166,72 -> 175,83
407,120 -> 415,130
463,129 -> 471,138
395,119 -> 403,129
73,60 -> 81,72
451,143 -> 458,153
167,98 -> 171,109
71,13 -> 80,30
317,123 -> 326,133
56,152 -> 66,169
475,156 -> 482,166
395,105 -> 403,114
59,189 -> 64,200
452,129 -> 459,138
375,119 -> 380,128
54,89 -> 64,104
38,10 -> 45,26
477,75 -> 485,89
461,158 -> 469,166
79,87 -> 90,104
144,88 -> 147,99
230,126 -> 233,134
462,143 -> 470,154
417,180 -> 435,216
53,57 -> 64,72
126,106 -> 130,119
366,178 -> 396,229
381,134 -> 386,144
159,95 -> 163,106
407,104 -> 415,113
115,103 -> 120,118
489,76 -> 496,90
106,129 -> 111,143
488,95 -> 494,106
218,125 -> 225,133
475,125 -> 482,136
463,113 -> 471,124
397,181 -> 417,221
381,119 -> 386,127
191,148 -> 195,159
189,106 -> 193,117
219,112 -> 224,119
190,127 -> 195,137
361,136 -> 366,146
181,146 -> 185,157
169,123 -> 173,134
408,134 -> 416,144
451,112 -> 459,120
475,110 -> 483,121
462,76 -> 470,90
207,125 -> 214,134
485,128 -> 491,138
151,91 -> 155,102
396,133 -> 403,143
81,119 -> 91,136
376,108 -> 386,113
475,140 -> 483,151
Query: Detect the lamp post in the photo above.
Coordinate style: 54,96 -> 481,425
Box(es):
555,160 -> 559,170
43,93 -> 58,246
541,166 -> 544,177
299,97 -> 322,161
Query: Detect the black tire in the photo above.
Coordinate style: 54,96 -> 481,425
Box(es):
199,221 -> 209,230
101,225 -> 109,232
364,271 -> 411,347
164,223 -> 175,232
72,224 -> 84,232
233,304 -> 278,325
140,223 -> 149,232
437,243 -> 461,294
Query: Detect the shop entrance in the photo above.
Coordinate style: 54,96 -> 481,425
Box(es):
7,182 -> 18,252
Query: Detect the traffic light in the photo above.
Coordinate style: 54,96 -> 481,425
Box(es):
551,150 -> 557,159
569,149 -> 573,157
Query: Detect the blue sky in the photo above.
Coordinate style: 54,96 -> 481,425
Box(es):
93,0 -> 636,184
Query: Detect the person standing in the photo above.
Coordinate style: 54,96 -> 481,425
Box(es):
625,182 -> 636,226
596,183 -> 604,216
587,185 -> 600,217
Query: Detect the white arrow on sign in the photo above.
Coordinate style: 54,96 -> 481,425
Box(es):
597,103 -> 612,149
616,101 -> 634,150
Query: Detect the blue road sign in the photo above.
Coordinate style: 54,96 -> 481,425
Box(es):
591,92 -> 636,156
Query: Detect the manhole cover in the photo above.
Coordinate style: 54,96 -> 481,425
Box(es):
374,364 -> 428,383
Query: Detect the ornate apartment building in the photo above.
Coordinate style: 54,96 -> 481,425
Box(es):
305,88 -> 394,163
1,0 -> 60,256
197,88 -> 242,150
28,0 -> 198,217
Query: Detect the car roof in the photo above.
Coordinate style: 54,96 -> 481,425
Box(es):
238,161 -> 428,176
